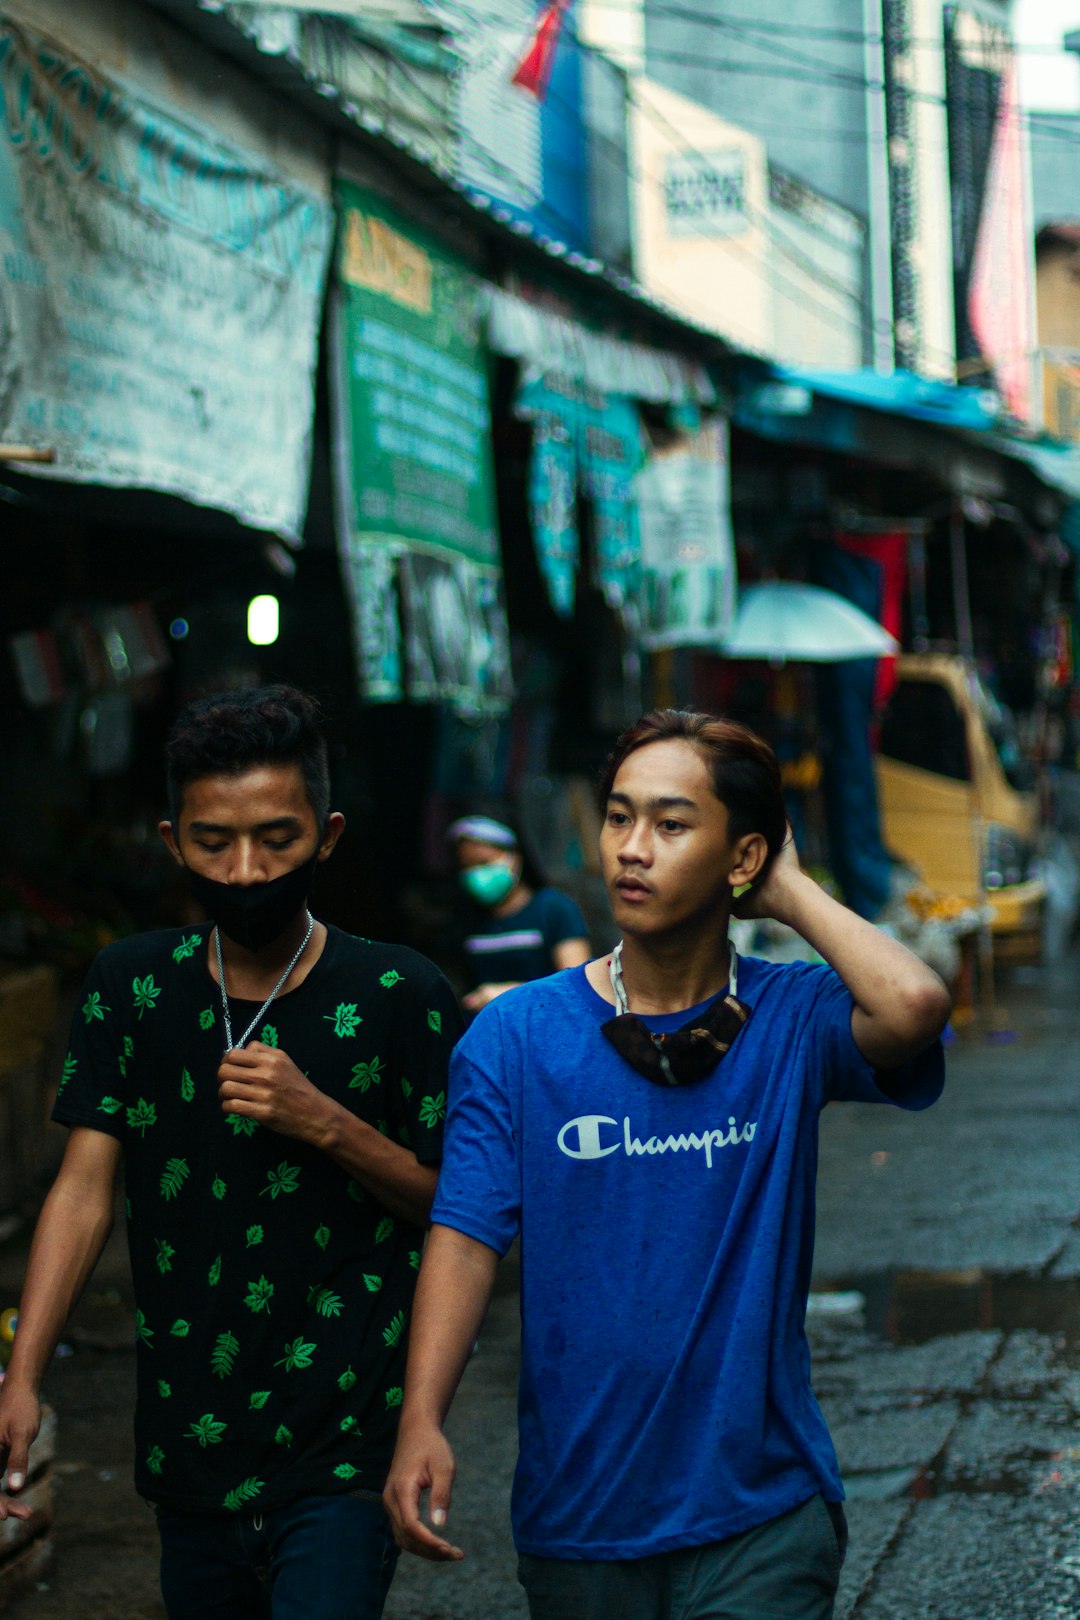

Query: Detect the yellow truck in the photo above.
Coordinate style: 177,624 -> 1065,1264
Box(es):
875,654 -> 1044,936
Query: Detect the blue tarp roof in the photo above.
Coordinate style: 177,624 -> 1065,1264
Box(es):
762,366 -> 1002,431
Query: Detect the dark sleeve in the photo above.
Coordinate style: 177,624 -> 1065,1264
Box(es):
815,970 -> 944,1112
52,952 -> 129,1140
390,962 -> 465,1166
539,888 -> 590,950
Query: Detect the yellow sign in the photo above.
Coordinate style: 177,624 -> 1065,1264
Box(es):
340,209 -> 431,314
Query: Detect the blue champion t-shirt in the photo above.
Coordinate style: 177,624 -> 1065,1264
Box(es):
431,954 -> 944,1560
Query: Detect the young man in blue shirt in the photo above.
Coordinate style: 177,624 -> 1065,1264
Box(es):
383,709 -> 950,1620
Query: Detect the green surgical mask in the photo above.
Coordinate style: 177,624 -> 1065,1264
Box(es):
460,862 -> 516,906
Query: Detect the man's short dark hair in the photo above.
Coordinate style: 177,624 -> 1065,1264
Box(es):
597,709 -> 787,859
166,686 -> 330,827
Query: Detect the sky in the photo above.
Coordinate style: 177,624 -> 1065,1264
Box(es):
1013,0 -> 1080,110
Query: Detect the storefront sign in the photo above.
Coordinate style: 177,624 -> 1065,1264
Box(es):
0,17 -> 332,538
635,420 -> 736,650
332,179 -> 510,713
662,150 -> 747,239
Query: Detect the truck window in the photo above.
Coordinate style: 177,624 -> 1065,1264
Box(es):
880,681 -> 971,782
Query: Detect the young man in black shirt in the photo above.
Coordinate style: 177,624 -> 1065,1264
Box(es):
0,685 -> 462,1619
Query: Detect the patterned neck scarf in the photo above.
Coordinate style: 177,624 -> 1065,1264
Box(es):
600,941 -> 752,1087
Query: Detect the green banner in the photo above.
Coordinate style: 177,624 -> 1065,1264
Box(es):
332,180 -> 509,712
331,174 -> 514,712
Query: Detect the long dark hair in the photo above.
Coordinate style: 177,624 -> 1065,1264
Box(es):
597,709 -> 787,858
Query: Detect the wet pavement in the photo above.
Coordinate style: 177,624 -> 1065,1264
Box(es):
2,957 -> 1079,1618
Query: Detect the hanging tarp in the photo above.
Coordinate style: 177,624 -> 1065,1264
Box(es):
515,371 -> 642,619
0,17 -> 332,539
635,419 -> 736,650
331,178 -> 511,714
487,287 -> 716,405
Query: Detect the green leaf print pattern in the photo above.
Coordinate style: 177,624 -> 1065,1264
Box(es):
338,1367 -> 357,1392
385,1387 -> 403,1409
244,1276 -> 274,1315
135,1310 -> 154,1348
186,1414 -> 227,1447
146,1445 -> 164,1476
180,1068 -> 195,1102
158,1380 -> 171,1399
98,1097 -> 122,1115
275,1337 -> 316,1372
172,934 -> 201,963
211,1331 -> 238,1377
260,1024 -> 278,1047
82,990 -> 109,1024
59,1053 -> 76,1096
363,1274 -> 382,1293
227,1114 -> 257,1137
170,1319 -> 191,1338
127,1098 -> 157,1136
348,1056 -> 382,1092
160,1158 -> 189,1200
132,975 -> 161,1019
374,1217 -> 394,1244
324,1002 -> 362,1038
400,1078 -> 413,1101
309,1288 -> 343,1319
212,1176 -> 227,1201
155,1239 -> 175,1275
408,1250 -> 421,1271
209,1256 -> 222,1287
246,1225 -> 264,1248
419,1092 -> 447,1128
260,1162 -> 300,1200
199,1008 -> 215,1031
249,1391 -> 271,1411
275,1426 -> 293,1447
382,1310 -> 405,1348
334,1463 -> 359,1480
314,1225 -> 330,1251
379,969 -> 402,988
223,1478 -> 264,1513
427,1008 -> 442,1034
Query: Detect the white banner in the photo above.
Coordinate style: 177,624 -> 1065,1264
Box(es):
0,17 -> 332,538
635,419 -> 737,651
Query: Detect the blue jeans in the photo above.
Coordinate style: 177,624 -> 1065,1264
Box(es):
156,1491 -> 399,1620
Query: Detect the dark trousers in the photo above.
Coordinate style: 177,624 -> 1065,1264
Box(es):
518,1494 -> 847,1620
157,1491 -> 399,1620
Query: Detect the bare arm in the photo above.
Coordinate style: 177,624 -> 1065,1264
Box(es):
218,1044 -> 436,1226
553,936 -> 591,970
0,1127 -> 121,1512
743,836 -> 952,1068
383,1224 -> 500,1560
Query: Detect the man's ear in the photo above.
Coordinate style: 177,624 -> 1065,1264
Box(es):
318,812 -> 346,862
728,832 -> 768,890
159,821 -> 183,866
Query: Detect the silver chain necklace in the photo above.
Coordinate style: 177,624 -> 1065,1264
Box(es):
609,939 -> 738,1016
215,911 -> 314,1052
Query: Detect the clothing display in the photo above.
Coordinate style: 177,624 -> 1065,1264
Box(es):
431,957 -> 943,1560
54,925 -> 462,1513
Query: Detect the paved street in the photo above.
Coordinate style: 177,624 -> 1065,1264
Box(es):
3,960 -> 1079,1619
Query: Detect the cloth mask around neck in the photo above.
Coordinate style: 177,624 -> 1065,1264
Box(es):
185,850 -> 320,952
460,862 -> 517,907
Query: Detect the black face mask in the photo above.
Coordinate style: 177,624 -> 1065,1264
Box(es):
184,851 -> 320,952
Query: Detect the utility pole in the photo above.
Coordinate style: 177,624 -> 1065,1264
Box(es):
863,0 -> 895,373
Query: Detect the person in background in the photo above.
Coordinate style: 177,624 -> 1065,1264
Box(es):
448,815 -> 591,1014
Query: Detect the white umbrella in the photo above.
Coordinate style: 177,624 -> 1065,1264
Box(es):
720,582 -> 899,663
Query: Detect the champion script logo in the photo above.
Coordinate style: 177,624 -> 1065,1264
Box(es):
557,1114 -> 757,1169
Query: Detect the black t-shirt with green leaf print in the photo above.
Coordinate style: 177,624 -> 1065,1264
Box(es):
53,923 -> 463,1517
